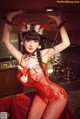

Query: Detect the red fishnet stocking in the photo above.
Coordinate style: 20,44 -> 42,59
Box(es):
27,94 -> 47,119
41,97 -> 67,119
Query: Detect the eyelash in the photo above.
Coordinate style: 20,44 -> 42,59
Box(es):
27,40 -> 38,42
34,40 -> 38,42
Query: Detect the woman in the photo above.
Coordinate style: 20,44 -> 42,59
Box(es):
2,10 -> 73,119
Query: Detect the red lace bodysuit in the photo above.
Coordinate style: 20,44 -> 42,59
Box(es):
17,60 -> 67,101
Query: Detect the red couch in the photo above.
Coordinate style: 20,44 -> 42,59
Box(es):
0,92 -> 36,119
0,92 -> 78,119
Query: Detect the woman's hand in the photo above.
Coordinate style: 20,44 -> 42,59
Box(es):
47,14 -> 61,25
6,10 -> 24,22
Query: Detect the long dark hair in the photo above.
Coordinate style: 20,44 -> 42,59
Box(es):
36,48 -> 46,76
22,29 -> 46,76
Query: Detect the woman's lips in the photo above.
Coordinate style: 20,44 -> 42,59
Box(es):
29,48 -> 34,50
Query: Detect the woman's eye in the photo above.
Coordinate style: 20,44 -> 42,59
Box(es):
27,39 -> 30,42
34,40 -> 38,42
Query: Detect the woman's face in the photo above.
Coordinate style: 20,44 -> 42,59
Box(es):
24,39 -> 39,53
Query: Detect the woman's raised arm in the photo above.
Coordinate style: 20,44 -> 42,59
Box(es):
2,10 -> 23,62
43,14 -> 70,59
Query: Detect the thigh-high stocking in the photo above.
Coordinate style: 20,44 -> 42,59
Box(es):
27,94 -> 47,119
41,97 -> 67,119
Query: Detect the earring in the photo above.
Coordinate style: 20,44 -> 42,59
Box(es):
38,45 -> 41,49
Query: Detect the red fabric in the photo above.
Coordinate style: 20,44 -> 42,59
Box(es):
16,61 -> 78,119
0,60 -> 77,119
17,62 -> 67,101
0,92 -> 35,119
0,92 -> 78,119
0,96 -> 11,113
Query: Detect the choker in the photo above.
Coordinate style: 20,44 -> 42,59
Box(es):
24,52 -> 36,60
27,53 -> 36,57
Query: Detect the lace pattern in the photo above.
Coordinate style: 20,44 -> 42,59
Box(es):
17,61 -> 67,100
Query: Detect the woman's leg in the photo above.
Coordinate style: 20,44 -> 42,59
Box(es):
41,96 -> 67,119
27,94 -> 47,119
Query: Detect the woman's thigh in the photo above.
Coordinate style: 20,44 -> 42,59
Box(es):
27,94 -> 47,119
41,97 -> 67,119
